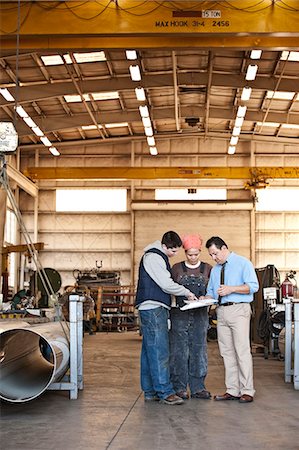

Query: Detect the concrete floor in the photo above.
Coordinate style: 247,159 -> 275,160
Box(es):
1,332 -> 298,450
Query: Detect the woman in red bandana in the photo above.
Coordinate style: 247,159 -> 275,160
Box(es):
169,234 -> 213,400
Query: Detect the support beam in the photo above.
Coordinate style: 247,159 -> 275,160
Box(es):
1,1 -> 299,49
23,166 -> 299,181
6,163 -> 38,198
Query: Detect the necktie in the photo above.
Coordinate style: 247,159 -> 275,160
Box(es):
218,262 -> 226,304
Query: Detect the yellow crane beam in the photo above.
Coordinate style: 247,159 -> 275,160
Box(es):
1,1 -> 299,49
23,166 -> 299,181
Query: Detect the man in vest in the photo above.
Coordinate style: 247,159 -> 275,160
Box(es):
135,231 -> 197,405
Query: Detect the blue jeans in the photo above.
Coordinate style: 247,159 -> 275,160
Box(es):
139,307 -> 174,399
169,307 -> 209,394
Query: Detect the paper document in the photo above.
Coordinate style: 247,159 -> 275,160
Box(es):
180,299 -> 218,311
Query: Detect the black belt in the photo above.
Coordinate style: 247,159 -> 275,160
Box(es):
219,302 -> 247,307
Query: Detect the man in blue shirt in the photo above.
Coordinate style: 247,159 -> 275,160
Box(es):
204,236 -> 259,403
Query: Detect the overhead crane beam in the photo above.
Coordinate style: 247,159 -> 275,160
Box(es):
1,1 -> 299,49
23,166 -> 299,181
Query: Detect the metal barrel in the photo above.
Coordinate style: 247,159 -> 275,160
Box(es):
0,321 -> 69,403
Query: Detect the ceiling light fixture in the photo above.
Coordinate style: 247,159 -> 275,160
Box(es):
230,136 -> 239,146
15,105 -> 28,118
237,105 -> 247,118
147,136 -> 155,146
31,126 -> 44,137
139,105 -> 150,118
126,50 -> 137,60
135,87 -> 146,101
228,146 -> 236,155
129,65 -> 141,81
150,147 -> 158,156
250,50 -> 262,60
245,65 -> 258,81
241,87 -> 252,101
142,117 -> 151,128
40,136 -> 52,147
144,126 -> 153,137
23,117 -> 37,128
0,88 -> 15,102
235,117 -> 244,127
49,146 -> 60,156
232,126 -> 241,136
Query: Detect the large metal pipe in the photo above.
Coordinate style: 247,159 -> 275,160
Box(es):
0,321 -> 69,403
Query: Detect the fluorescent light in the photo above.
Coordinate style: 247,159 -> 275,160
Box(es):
235,117 -> 244,127
144,126 -> 153,137
237,105 -> 247,118
245,65 -> 258,81
135,87 -> 146,101
126,50 -> 137,60
232,126 -> 241,136
250,50 -> 262,60
150,147 -> 158,156
91,91 -> 119,100
147,136 -> 155,146
32,126 -> 44,137
15,105 -> 29,118
230,136 -> 239,146
0,88 -> 15,101
64,94 -> 90,103
280,51 -> 299,62
73,51 -> 106,63
40,136 -> 52,147
49,146 -> 60,156
23,117 -> 37,128
139,105 -> 149,118
105,122 -> 128,128
266,90 -> 295,100
142,117 -> 151,128
228,146 -> 236,155
129,65 -> 141,81
241,87 -> 252,101
41,55 -> 64,66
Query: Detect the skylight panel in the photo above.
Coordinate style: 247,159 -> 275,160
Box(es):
91,91 -> 119,101
64,94 -> 90,103
41,55 -> 64,66
105,122 -> 128,128
266,91 -> 295,100
73,51 -> 106,63
280,51 -> 299,62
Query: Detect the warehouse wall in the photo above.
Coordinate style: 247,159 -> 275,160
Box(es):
17,135 -> 299,292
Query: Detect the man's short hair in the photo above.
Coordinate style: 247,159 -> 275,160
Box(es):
206,236 -> 228,250
162,231 -> 182,248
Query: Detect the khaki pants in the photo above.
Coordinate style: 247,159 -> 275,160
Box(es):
217,303 -> 255,397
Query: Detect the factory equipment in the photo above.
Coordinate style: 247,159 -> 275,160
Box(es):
284,298 -> 299,390
0,295 -> 83,402
73,260 -> 120,288
252,265 -> 285,359
281,270 -> 297,299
